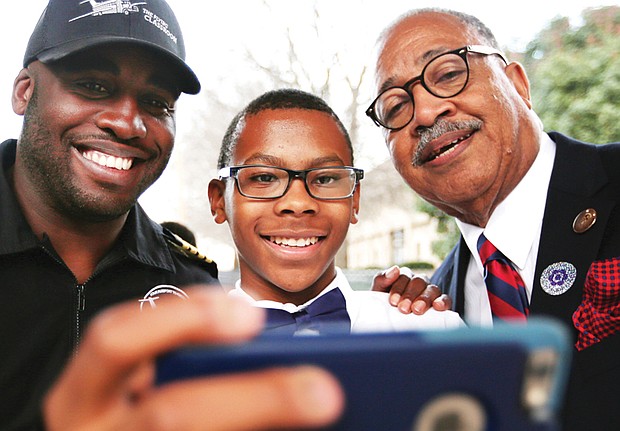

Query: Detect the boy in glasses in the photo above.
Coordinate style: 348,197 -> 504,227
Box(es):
208,89 -> 463,334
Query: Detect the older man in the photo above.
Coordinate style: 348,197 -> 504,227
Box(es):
367,8 -> 620,431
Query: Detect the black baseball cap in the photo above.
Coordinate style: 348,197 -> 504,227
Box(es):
24,0 -> 200,94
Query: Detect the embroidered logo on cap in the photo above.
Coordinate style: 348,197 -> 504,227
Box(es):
69,0 -> 146,22
68,1 -> 178,44
139,284 -> 189,310
540,262 -> 577,296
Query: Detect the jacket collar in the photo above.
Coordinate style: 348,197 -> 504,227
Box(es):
0,140 -> 40,254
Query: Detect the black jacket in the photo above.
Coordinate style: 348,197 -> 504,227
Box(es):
432,132 -> 620,431
0,139 -> 219,430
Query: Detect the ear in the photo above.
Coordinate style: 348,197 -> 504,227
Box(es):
505,62 -> 532,109
350,183 -> 361,225
12,68 -> 35,115
208,179 -> 228,225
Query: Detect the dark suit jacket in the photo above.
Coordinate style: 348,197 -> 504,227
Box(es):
431,132 -> 620,431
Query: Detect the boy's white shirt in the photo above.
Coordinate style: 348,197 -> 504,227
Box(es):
228,267 -> 465,333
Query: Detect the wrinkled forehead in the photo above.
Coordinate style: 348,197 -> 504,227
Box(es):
373,12 -> 481,90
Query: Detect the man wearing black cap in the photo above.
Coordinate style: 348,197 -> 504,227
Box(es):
0,1 -> 345,430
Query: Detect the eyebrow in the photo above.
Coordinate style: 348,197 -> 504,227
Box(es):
241,154 -> 282,166
240,153 -> 347,167
377,46 -> 453,94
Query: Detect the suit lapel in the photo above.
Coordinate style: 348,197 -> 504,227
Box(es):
530,133 -> 614,324
432,237 -> 470,316
454,237 -> 470,316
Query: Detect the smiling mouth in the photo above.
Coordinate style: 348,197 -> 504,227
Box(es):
81,149 -> 134,171
424,132 -> 473,164
269,236 -> 320,248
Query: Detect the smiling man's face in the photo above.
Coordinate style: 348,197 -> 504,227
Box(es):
13,44 -> 179,222
374,12 -> 538,226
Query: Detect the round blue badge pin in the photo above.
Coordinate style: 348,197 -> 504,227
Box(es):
540,262 -> 577,296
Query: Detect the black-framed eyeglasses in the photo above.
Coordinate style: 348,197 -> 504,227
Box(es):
366,45 -> 508,131
218,165 -> 364,200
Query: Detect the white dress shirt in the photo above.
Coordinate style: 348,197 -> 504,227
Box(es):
456,133 -> 556,326
229,268 -> 465,334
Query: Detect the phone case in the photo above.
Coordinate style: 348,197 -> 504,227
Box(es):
156,318 -> 571,431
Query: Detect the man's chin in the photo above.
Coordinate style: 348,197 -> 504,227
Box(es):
59,195 -> 136,224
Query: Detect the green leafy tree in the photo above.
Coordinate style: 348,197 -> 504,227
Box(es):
524,6 -> 620,143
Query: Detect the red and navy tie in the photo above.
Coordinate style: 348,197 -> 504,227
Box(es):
477,234 -> 529,322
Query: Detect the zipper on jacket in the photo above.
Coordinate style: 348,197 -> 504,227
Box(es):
39,243 -> 90,352
75,283 -> 86,349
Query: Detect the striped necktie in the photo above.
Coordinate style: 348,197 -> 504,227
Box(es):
477,233 -> 529,322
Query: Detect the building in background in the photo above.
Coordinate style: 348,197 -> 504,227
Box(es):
344,160 -> 440,270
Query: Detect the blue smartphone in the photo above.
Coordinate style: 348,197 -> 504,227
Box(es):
156,318 -> 571,431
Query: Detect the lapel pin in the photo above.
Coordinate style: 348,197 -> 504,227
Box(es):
573,208 -> 597,234
540,262 -> 577,296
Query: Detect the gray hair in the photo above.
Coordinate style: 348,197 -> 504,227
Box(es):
378,8 -> 501,50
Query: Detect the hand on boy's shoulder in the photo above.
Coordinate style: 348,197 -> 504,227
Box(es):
371,265 -> 453,315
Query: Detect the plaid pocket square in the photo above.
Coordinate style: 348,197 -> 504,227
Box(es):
572,257 -> 620,351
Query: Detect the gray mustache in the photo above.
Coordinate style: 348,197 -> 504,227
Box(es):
414,119 -> 482,166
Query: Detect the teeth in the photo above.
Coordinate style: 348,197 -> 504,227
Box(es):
451,133 -> 471,145
270,236 -> 319,247
429,133 -> 471,161
82,150 -> 133,171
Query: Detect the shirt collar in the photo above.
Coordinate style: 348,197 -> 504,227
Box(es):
457,133 -> 556,269
229,267 -> 352,312
119,204 -> 177,272
0,140 -> 40,254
